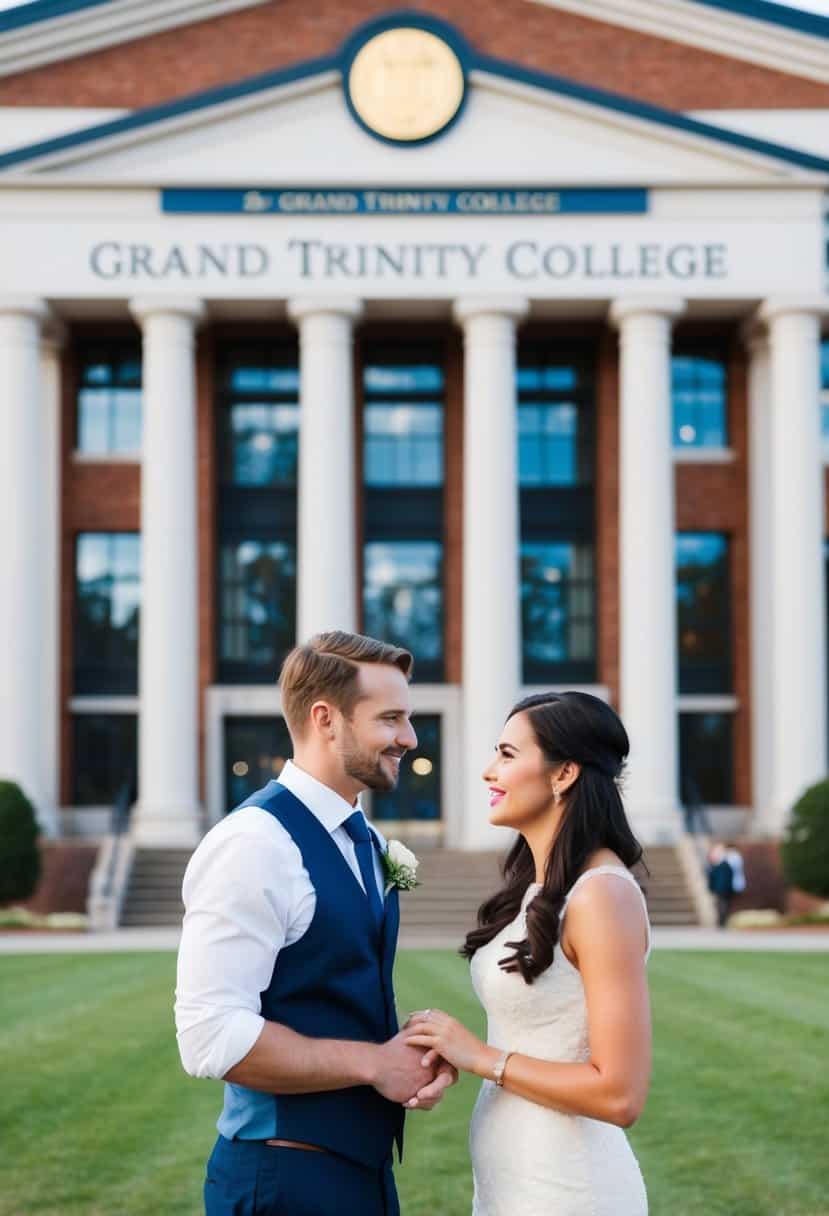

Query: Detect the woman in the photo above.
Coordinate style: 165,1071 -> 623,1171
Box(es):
404,692 -> 652,1215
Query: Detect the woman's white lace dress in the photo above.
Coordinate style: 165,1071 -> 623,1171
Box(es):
469,865 -> 650,1216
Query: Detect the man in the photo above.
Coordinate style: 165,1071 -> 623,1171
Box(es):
175,631 -> 456,1215
707,841 -> 735,929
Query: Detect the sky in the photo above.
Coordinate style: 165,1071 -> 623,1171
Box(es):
0,0 -> 827,10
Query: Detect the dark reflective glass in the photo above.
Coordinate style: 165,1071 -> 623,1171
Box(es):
77,348 -> 142,454
72,714 -> 137,806
224,402 -> 300,486
230,366 -> 300,393
516,365 -> 578,392
676,533 -> 731,693
519,403 -> 580,485
672,354 -> 727,448
517,357 -> 589,487
363,358 -> 444,488
219,540 -> 296,668
364,364 -> 444,394
679,713 -> 734,805
221,354 -> 300,487
364,541 -> 443,662
365,403 -> 443,486
372,714 -> 442,822
521,541 -> 595,665
74,534 -> 140,694
224,715 -> 294,813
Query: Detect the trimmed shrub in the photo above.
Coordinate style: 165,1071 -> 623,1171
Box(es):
781,779 -> 829,899
0,781 -> 41,904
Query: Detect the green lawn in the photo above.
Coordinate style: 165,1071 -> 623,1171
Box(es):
0,949 -> 827,1216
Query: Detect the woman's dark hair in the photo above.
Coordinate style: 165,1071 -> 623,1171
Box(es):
461,691 -> 645,984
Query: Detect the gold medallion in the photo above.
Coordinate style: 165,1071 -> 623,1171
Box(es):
347,27 -> 465,143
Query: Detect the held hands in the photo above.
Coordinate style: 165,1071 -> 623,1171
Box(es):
403,1009 -> 496,1080
371,1029 -> 455,1111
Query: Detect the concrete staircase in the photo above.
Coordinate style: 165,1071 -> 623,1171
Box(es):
117,844 -> 699,931
398,845 -> 699,943
119,848 -> 190,927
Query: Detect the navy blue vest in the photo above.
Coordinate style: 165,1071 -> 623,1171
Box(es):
220,782 -> 404,1167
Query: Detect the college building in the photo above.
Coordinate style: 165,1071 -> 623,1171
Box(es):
1,0 -> 828,901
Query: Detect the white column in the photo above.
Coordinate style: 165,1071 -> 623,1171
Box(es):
288,299 -> 362,640
755,297 -> 828,832
0,298 -> 50,820
129,297 -> 204,846
38,322 -> 67,836
610,296 -> 685,844
745,323 -> 775,835
454,297 -> 528,850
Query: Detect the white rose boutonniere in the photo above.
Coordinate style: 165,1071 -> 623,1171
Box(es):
382,840 -> 420,896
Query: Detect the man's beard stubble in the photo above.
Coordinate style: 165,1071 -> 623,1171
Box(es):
340,727 -> 402,793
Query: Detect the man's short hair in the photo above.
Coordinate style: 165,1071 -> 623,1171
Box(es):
279,631 -> 413,737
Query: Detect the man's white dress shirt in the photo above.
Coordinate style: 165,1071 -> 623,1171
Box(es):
174,760 -> 387,1081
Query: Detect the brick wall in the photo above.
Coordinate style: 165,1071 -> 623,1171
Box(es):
1,0 -> 827,111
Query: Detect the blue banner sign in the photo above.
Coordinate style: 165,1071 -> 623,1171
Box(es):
161,187 -> 648,216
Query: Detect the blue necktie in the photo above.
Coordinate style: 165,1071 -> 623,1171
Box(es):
343,810 -> 384,929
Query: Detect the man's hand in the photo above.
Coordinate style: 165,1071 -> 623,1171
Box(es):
405,1055 -> 459,1111
370,1030 -> 439,1104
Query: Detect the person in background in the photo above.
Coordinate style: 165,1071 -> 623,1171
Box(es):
725,842 -> 746,898
707,842 -> 735,928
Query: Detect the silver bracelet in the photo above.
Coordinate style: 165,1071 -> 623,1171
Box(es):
492,1050 -> 514,1087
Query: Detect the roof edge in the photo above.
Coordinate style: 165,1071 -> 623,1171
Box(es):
1,13 -> 829,176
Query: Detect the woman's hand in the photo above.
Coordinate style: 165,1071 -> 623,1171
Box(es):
403,1009 -> 498,1078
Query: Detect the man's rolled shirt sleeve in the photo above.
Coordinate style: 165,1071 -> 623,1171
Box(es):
174,824 -> 302,1080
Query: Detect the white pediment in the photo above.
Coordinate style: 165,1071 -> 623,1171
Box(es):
4,66 -> 825,188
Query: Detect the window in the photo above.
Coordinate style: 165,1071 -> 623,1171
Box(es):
521,541 -> 595,680
74,533 -> 140,694
518,345 -> 596,682
217,347 -> 299,682
224,716 -> 293,813
672,352 -> 728,449
362,351 -> 446,679
676,533 -> 732,694
517,358 -> 590,487
372,714 -> 442,822
816,340 -> 821,454
678,713 -> 734,805
218,540 -> 296,677
72,714 -> 137,806
76,345 -> 142,455
364,542 -> 443,667
364,362 -> 444,487
219,358 -> 299,487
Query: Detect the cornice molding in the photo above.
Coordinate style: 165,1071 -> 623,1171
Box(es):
528,0 -> 829,85
0,0 -> 270,79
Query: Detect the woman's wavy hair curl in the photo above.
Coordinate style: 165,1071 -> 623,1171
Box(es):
461,691 -> 645,983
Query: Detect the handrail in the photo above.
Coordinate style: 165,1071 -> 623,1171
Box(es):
101,776 -> 134,899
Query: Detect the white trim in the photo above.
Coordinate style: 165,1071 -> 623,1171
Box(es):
0,70 -> 340,179
4,66 -> 826,186
0,0 -> 271,80
528,0 -> 829,85
677,694 -> 739,712
204,683 -> 465,844
522,683 -> 611,701
673,447 -> 736,464
471,70 -> 827,185
70,695 -> 140,712
72,450 -> 141,464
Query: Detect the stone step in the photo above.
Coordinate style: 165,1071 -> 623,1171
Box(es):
119,844 -> 700,927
